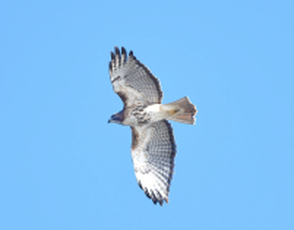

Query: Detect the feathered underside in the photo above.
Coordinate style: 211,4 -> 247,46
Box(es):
109,47 -> 163,107
131,120 -> 176,205
108,47 -> 197,206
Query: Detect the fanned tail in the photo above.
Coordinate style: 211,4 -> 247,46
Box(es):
162,97 -> 197,124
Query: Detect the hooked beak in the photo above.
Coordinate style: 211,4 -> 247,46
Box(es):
108,113 -> 122,124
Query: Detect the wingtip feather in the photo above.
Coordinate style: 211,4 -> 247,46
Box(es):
121,47 -> 126,55
164,197 -> 169,204
111,51 -> 115,60
114,46 -> 120,55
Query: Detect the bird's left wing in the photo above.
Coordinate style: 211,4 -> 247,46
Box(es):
109,47 -> 163,107
131,120 -> 176,205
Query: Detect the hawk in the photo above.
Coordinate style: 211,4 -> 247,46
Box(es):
108,47 -> 197,205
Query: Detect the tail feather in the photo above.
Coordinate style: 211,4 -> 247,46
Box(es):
162,97 -> 197,124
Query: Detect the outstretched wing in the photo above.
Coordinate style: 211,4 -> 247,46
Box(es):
131,120 -> 176,205
109,47 -> 163,107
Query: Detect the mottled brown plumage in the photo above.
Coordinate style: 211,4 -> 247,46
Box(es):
108,47 -> 197,205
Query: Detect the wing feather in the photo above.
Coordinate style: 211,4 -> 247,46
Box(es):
131,120 -> 176,205
109,47 -> 163,107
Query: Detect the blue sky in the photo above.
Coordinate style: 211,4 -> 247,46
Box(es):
1,0 -> 293,229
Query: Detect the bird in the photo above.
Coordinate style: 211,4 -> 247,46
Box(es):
108,47 -> 197,205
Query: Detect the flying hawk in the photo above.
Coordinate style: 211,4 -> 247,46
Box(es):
108,47 -> 197,205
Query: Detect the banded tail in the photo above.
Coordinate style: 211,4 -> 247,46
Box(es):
162,97 -> 197,124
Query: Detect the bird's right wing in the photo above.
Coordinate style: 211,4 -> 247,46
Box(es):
130,120 -> 176,205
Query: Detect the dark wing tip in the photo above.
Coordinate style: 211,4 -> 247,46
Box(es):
129,50 -> 134,56
109,61 -> 112,72
110,51 -> 115,60
115,46 -> 120,56
140,186 -> 168,206
110,47 -> 127,73
164,197 -> 169,204
121,47 -> 126,55
109,52 -> 115,73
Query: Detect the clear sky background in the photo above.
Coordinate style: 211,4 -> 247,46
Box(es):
1,1 -> 293,229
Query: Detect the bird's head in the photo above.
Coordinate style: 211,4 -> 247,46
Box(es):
108,111 -> 124,124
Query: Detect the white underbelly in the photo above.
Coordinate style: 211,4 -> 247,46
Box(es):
144,104 -> 170,121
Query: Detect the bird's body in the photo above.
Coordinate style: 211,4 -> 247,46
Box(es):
108,47 -> 197,205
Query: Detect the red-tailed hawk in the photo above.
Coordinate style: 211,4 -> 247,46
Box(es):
108,47 -> 197,205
